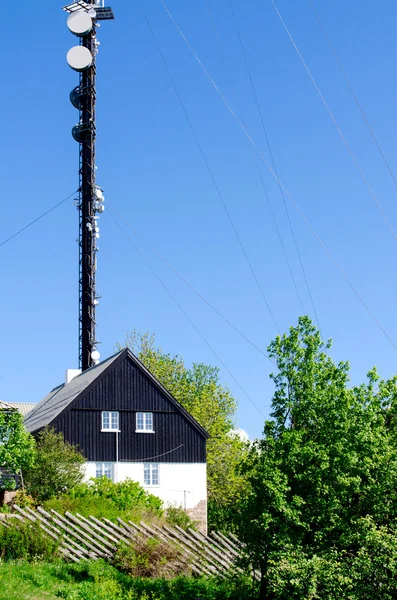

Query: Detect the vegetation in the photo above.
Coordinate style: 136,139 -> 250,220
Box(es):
236,316 -> 397,599
3,321 -> 397,599
23,428 -> 85,502
0,519 -> 61,561
42,477 -> 196,530
114,536 -> 189,578
0,560 -> 253,600
0,408 -> 35,489
117,331 -> 248,529
43,477 -> 163,522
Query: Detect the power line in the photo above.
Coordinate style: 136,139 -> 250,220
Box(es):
158,0 -> 397,351
110,204 -> 275,365
256,167 -> 304,314
108,207 -> 267,419
204,0 -> 246,124
138,0 -> 280,335
270,0 -> 397,242
308,0 -> 397,190
0,191 -> 77,250
205,0 -> 308,320
228,0 -> 319,323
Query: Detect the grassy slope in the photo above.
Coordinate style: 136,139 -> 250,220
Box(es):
0,561 -> 126,600
0,561 -> 252,600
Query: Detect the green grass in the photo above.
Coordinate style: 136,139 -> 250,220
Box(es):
0,560 -> 253,600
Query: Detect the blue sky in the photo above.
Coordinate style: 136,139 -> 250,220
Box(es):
1,0 -> 397,439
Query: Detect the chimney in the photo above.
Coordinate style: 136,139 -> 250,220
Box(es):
65,369 -> 82,385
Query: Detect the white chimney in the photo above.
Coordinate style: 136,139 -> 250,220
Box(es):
65,369 -> 82,385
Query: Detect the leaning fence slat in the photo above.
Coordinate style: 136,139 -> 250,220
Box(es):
76,514 -> 119,547
64,511 -> 114,555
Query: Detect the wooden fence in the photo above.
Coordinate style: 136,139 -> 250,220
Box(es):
2,505 -> 246,577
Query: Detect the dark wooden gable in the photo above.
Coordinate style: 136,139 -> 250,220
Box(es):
50,350 -> 207,463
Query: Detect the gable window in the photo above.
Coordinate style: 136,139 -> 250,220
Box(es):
144,463 -> 159,486
136,412 -> 154,433
102,411 -> 119,431
96,463 -> 113,480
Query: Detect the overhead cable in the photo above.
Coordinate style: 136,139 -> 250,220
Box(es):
108,207 -> 267,418
110,205 -> 275,365
270,0 -> 397,242
205,0 -> 306,319
308,0 -> 397,189
139,0 -> 280,335
0,191 -> 77,250
158,0 -> 397,351
229,0 -> 321,327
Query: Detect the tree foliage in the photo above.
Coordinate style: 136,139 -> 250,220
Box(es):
23,428 -> 85,501
237,316 -> 397,599
0,408 -> 35,488
117,331 -> 248,528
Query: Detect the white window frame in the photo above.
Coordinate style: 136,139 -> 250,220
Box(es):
95,462 -> 113,481
143,463 -> 159,487
136,412 -> 154,433
101,411 -> 120,432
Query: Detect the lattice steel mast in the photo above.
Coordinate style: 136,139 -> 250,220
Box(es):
63,1 -> 114,371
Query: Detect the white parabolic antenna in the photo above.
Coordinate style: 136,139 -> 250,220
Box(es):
67,11 -> 93,37
91,350 -> 100,361
67,46 -> 93,72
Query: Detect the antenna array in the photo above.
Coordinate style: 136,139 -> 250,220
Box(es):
63,1 -> 114,371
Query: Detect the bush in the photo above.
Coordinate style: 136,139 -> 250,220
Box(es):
114,535 -> 190,578
165,505 -> 196,531
12,489 -> 35,508
43,478 -> 164,524
23,428 -> 85,502
0,519 -> 61,561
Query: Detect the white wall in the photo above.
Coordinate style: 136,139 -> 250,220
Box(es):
83,462 -> 207,510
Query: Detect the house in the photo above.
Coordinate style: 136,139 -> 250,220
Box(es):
24,348 -> 209,532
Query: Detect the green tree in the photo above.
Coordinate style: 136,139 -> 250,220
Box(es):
237,316 -> 397,599
117,331 -> 248,529
0,408 -> 35,489
23,428 -> 85,501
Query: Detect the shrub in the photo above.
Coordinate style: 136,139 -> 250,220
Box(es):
0,519 -> 61,561
23,428 -> 85,502
165,505 -> 196,531
44,478 -> 164,524
114,535 -> 190,578
12,489 -> 35,508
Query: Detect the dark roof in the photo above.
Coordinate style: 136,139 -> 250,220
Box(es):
24,349 -> 209,439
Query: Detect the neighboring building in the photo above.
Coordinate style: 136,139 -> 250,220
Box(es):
7,403 -> 36,418
24,348 -> 209,531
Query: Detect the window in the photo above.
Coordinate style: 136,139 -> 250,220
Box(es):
102,411 -> 119,431
144,463 -> 159,486
136,412 -> 153,432
95,463 -> 113,480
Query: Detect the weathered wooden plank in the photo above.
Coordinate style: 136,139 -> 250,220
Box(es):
102,518 -> 132,539
210,532 -> 240,558
65,511 -> 113,550
89,516 -> 128,542
76,514 -> 120,547
116,518 -> 137,536
173,526 -> 230,573
15,506 -> 87,561
49,510 -> 108,558
188,528 -> 237,569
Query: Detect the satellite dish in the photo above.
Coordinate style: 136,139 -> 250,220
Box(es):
91,350 -> 100,361
67,46 -> 93,72
87,8 -> 97,18
67,11 -> 93,37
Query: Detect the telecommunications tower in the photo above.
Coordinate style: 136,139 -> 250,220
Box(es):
63,1 -> 114,371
